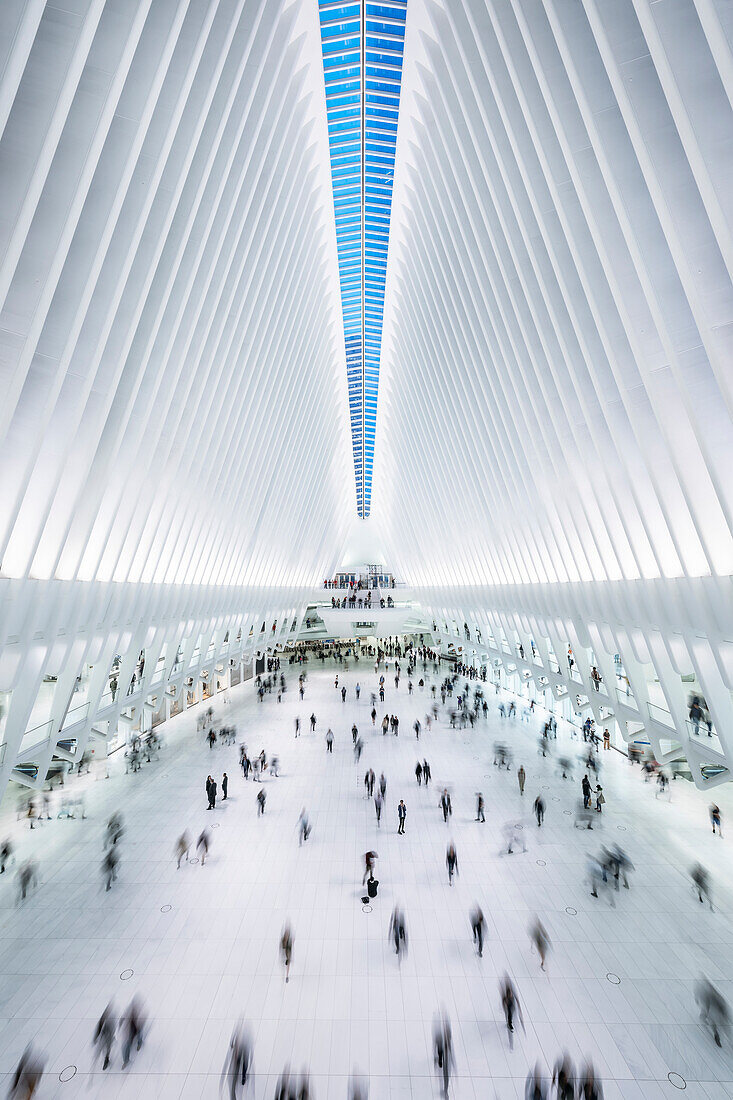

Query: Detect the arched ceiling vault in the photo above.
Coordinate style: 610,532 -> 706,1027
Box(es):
0,0 -> 731,792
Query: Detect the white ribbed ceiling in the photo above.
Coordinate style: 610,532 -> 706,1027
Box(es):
1,0 -> 731,590
0,0 -> 353,590
374,0 -> 733,589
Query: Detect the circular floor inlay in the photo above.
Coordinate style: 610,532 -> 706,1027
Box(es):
211,822 -> 220,829
536,859 -> 546,867
362,905 -> 373,913
563,810 -> 572,816
120,969 -> 133,981
565,906 -> 577,916
190,857 -> 199,864
552,797 -> 560,802
617,825 -> 627,831
515,824 -> 523,829
542,784 -> 550,789
160,904 -> 172,913
668,1072 -> 686,1090
59,1066 -> 77,1083
606,973 -> 621,985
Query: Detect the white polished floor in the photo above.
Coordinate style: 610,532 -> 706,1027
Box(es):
1,662 -> 733,1098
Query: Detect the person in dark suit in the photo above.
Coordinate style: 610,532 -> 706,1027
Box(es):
398,799 -> 407,834
206,775 -> 216,809
222,772 -> 228,800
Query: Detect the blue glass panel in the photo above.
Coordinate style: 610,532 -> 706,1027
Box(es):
319,0 -> 406,518
320,5 -> 360,21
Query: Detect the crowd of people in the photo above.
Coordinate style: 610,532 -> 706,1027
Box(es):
322,576 -> 397,590
1,635 -> 729,1097
188,644 -> 727,1094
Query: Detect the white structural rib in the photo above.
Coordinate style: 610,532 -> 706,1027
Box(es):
0,0 -> 352,792
374,0 -> 733,786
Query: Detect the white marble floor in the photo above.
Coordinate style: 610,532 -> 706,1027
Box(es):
1,662 -> 733,1098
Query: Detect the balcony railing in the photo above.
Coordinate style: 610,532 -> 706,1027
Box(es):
687,717 -> 723,750
647,701 -> 675,729
19,720 -> 53,757
61,701 -> 90,730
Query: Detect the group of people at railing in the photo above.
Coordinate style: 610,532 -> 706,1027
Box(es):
330,592 -> 395,610
323,576 -> 397,590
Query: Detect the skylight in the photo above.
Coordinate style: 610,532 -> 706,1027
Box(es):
318,0 -> 408,518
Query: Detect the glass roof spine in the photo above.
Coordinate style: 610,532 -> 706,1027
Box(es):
319,0 -> 407,519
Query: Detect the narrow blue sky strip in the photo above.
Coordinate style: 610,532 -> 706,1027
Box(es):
318,0 -> 407,518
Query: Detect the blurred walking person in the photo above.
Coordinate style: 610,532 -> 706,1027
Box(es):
439,789 -> 452,823
280,923 -> 294,983
579,1061 -> 604,1098
552,1054 -> 575,1100
503,821 -> 527,855
525,1063 -> 547,1099
500,976 -> 524,1049
120,996 -> 146,1068
529,917 -> 551,971
446,843 -> 458,886
297,808 -> 311,846
389,906 -> 407,963
8,1045 -> 44,1099
433,1013 -> 454,1098
696,977 -> 730,1047
102,846 -> 118,892
17,858 -> 38,903
348,1074 -> 368,1100
1,837 -> 13,874
93,1003 -> 116,1071
470,905 -> 485,958
175,831 -> 190,869
221,1022 -> 252,1099
362,850 -> 378,885
197,828 -> 210,865
274,1066 -> 293,1100
691,862 -> 713,909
